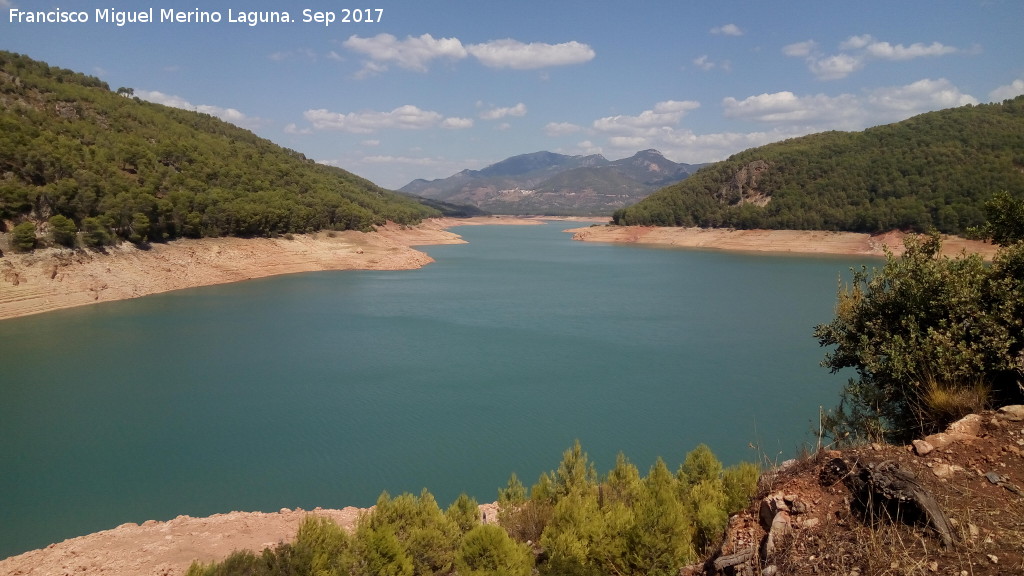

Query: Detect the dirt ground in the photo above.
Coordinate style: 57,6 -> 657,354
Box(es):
704,406 -> 1024,576
568,225 -> 1000,260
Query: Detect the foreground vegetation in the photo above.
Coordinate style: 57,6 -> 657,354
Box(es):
0,51 -> 439,250
613,97 -> 1024,234
816,192 -> 1024,444
186,441 -> 758,576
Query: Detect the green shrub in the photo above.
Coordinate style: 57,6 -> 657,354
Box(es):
11,221 -> 36,252
48,214 -> 77,247
455,524 -> 533,576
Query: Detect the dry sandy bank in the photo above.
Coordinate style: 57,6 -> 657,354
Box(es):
0,217 -> 538,321
0,503 -> 500,576
567,225 -> 1000,260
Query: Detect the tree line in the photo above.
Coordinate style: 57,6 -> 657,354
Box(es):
186,441 -> 758,576
0,51 -> 439,251
613,96 -> 1024,235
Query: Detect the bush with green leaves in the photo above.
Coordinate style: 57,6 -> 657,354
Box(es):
815,226 -> 1024,444
11,221 -> 36,252
48,214 -> 78,247
455,524 -> 532,576
187,442 -> 759,576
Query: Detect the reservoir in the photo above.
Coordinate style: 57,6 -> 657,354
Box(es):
0,222 -> 869,558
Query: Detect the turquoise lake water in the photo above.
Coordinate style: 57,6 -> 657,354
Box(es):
0,222 -> 870,558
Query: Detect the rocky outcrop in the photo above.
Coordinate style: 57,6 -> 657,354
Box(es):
715,160 -> 770,206
705,407 -> 1024,576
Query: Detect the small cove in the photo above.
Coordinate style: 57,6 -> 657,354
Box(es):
0,222 -> 869,558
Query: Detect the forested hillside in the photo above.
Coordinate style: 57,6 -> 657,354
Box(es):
0,51 -> 438,247
613,96 -> 1024,234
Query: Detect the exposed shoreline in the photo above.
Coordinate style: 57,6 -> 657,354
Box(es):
1,218 -> 1000,322
0,216 -> 539,322
0,503 -> 499,576
567,225 -> 1000,260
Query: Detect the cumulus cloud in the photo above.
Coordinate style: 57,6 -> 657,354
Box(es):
303,105 -> 450,133
479,102 -> 527,120
441,117 -> 474,129
693,55 -> 715,71
466,39 -> 595,69
782,40 -> 817,58
710,23 -> 743,36
808,53 -> 864,81
284,123 -> 311,135
723,91 -> 863,125
723,78 -> 977,130
990,79 -> 1024,102
343,33 -> 467,73
136,90 -> 263,129
544,122 -> 583,137
867,78 -> 978,112
592,100 -> 700,135
341,34 -> 594,73
787,33 -> 961,80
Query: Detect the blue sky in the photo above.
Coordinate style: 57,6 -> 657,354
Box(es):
4,0 -> 1023,189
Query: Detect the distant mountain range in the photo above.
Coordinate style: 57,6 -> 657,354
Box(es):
400,150 -> 705,216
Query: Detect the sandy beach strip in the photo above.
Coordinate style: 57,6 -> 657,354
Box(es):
0,216 -> 539,321
567,225 -> 1000,260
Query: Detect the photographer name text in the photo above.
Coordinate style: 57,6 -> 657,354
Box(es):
8,8 -> 383,27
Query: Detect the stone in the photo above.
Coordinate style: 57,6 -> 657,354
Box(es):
913,439 -> 935,456
759,492 -> 790,530
987,554 -> 999,564
997,405 -> 1024,421
931,463 -> 962,478
947,413 -> 984,435
922,431 -> 977,450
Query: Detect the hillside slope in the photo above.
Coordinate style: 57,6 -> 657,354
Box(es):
402,149 -> 703,216
614,97 -> 1024,235
0,51 -> 438,245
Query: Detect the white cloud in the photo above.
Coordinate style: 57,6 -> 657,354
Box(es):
723,78 -> 977,130
723,91 -> 863,125
341,34 -> 594,73
361,139 -> 380,147
788,34 -> 961,80
990,79 -> 1024,102
284,123 -> 311,135
839,34 -> 873,50
466,39 -> 595,69
136,90 -> 263,129
343,33 -> 467,73
710,23 -> 743,36
865,40 -> 958,60
782,40 -> 817,58
479,102 -> 527,120
693,55 -> 715,71
808,53 -> 864,81
303,105 -> 448,133
867,78 -> 978,113
0,0 -> 14,7
441,117 -> 474,129
544,122 -> 583,137
592,100 -> 700,135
